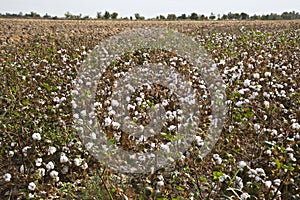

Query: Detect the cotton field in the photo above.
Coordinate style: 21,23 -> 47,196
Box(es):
0,19 -> 299,199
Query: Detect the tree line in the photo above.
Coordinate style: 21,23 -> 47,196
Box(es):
1,11 -> 299,21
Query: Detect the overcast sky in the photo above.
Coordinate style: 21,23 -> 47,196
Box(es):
1,0 -> 299,18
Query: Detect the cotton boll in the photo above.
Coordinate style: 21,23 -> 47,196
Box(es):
28,182 -> 36,191
60,153 -> 69,163
162,99 -> 168,106
111,99 -> 119,107
266,149 -> 272,156
238,161 -> 247,170
111,122 -> 120,130
195,136 -> 203,146
35,158 -> 43,167
263,101 -> 270,109
264,71 -> 271,77
253,73 -> 260,79
74,158 -> 83,166
254,123 -> 260,131
46,161 -> 55,171
240,193 -> 250,200
157,180 -> 164,187
264,180 -> 272,188
32,133 -> 41,141
291,123 -> 300,130
50,170 -> 59,179
81,162 -> 88,170
48,146 -> 57,155
235,176 -> 244,189
3,173 -> 12,182
236,101 -> 244,107
20,165 -> 25,174
273,179 -> 281,186
213,154 -> 222,164
104,117 -> 112,126
243,79 -> 251,87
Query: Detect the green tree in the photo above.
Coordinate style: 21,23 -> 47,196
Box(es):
167,14 -> 177,21
250,14 -> 260,20
199,14 -> 207,20
240,12 -> 249,20
104,11 -> 110,19
65,11 -> 73,19
281,11 -> 299,20
159,15 -> 165,20
96,12 -> 102,19
135,13 -> 140,20
43,13 -> 51,19
178,14 -> 187,20
209,13 -> 216,20
221,14 -> 228,20
135,13 -> 144,20
261,14 -> 269,20
269,13 -> 281,20
227,12 -> 234,20
25,11 -> 40,18
233,13 -> 240,20
190,12 -> 199,20
72,13 -> 82,20
111,12 -> 118,19
82,15 -> 90,20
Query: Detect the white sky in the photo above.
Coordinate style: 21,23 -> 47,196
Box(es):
0,0 -> 299,18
